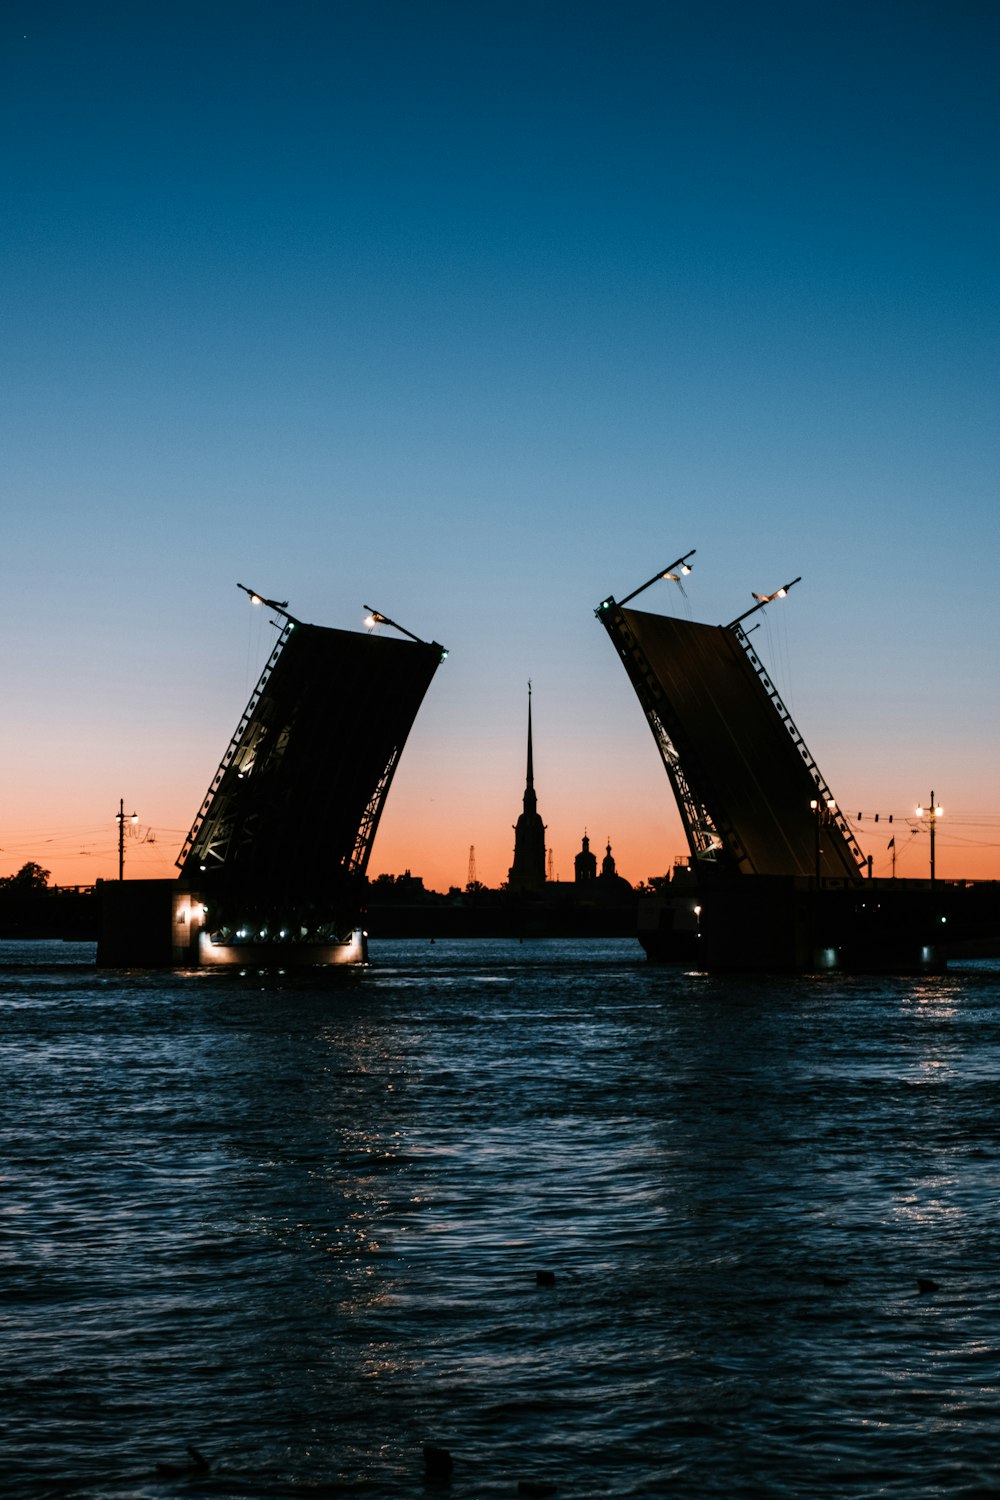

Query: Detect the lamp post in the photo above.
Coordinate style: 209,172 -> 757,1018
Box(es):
810,796 -> 836,886
916,793 -> 942,885
116,798 -> 138,880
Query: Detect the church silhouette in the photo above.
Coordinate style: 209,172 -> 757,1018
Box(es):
507,687 -> 632,901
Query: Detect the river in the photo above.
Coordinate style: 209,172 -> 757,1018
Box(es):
3,938 -> 999,1497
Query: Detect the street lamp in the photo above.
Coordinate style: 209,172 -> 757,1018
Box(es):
810,796 -> 836,886
116,798 -> 138,880
916,793 -> 943,884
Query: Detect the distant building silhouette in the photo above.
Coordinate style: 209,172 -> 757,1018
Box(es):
508,684 -> 547,895
597,838 -> 633,898
575,833 -> 597,884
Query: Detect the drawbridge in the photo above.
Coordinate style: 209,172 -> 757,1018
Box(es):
596,556 -> 866,884
173,588 -> 446,958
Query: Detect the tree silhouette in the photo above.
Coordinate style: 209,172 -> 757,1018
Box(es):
0,862 -> 52,891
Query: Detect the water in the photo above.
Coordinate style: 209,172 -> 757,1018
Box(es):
4,937 -> 1000,1498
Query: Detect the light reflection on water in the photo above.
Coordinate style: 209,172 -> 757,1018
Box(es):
2,939 -> 1000,1496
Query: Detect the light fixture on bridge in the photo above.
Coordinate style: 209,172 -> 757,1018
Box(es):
362,605 -> 426,645
615,549 -> 697,607
753,586 -> 789,603
772,586 -> 788,599
729,576 -> 801,629
237,583 -> 295,624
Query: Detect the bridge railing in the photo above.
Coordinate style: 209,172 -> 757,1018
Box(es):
176,619 -> 293,872
732,623 -> 867,874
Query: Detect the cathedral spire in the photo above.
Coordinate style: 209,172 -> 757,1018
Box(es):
524,680 -> 536,814
508,681 -> 546,894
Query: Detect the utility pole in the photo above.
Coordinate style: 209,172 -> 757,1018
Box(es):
116,798 -> 138,880
916,792 -> 942,885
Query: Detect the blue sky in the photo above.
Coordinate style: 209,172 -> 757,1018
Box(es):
2,0 -> 998,888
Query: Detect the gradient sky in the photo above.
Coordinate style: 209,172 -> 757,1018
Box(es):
3,0 -> 998,892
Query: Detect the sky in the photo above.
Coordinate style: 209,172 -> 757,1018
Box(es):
2,0 -> 998,892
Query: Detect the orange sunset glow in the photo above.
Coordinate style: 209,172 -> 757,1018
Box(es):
4,585 -> 998,896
